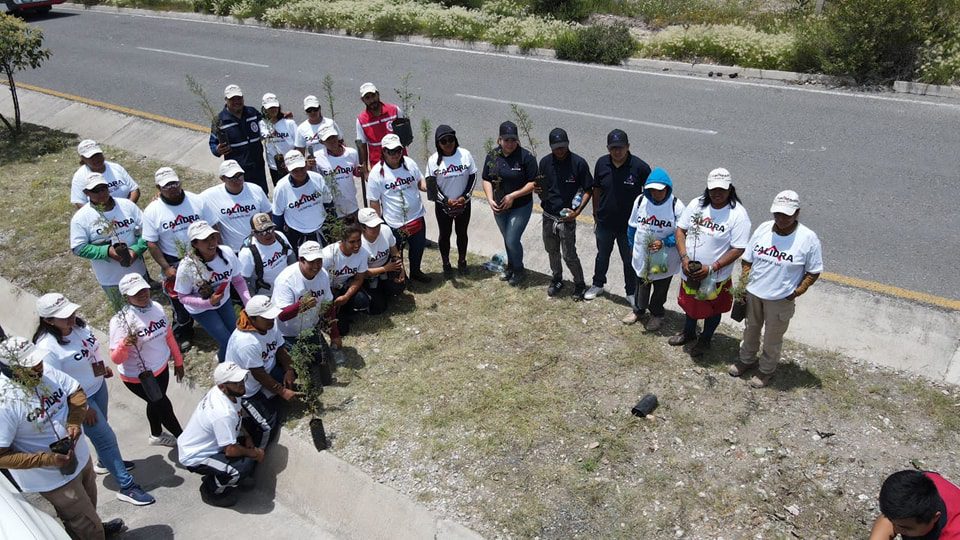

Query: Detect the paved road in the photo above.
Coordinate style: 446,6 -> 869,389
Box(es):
21,6 -> 960,298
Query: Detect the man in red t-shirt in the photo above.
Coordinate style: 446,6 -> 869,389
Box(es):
354,82 -> 403,178
870,470 -> 960,539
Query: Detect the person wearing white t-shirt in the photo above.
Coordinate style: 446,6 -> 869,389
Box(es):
178,362 -> 262,508
728,191 -> 823,388
70,173 -> 148,312
202,160 -> 271,251
174,221 -> 251,363
359,208 -> 405,315
0,336 -> 126,539
109,274 -> 184,448
367,134 -> 431,283
71,139 -> 140,208
32,293 -> 155,506
295,95 -> 342,170
225,296 -> 299,450
272,150 -> 334,248
426,124 -> 477,276
321,224 -> 369,346
259,93 -> 297,186
315,125 -> 362,220
671,168 -> 752,358
143,167 -> 220,351
239,213 -> 296,296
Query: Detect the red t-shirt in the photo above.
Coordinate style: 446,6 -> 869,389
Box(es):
357,102 -> 400,165
912,473 -> 960,539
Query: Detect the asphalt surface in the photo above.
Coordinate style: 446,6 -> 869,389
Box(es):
20,6 -> 960,298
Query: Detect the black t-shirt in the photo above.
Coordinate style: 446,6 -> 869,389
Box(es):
592,153 -> 651,226
481,146 -> 538,208
538,151 -> 593,215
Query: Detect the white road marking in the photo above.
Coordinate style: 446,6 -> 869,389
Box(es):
136,46 -> 269,68
456,94 -> 718,135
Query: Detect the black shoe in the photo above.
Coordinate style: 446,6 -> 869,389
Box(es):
668,332 -> 697,346
508,272 -> 525,287
200,485 -> 238,508
690,337 -> 712,358
572,282 -> 586,301
442,263 -> 454,278
239,475 -> 257,491
499,270 -> 514,282
177,339 -> 192,354
547,280 -> 564,297
457,260 -> 469,275
103,518 -> 126,537
410,271 -> 432,283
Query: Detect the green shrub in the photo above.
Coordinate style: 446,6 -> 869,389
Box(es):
640,24 -> 795,70
917,34 -> 960,85
555,24 -> 637,65
529,0 -> 588,22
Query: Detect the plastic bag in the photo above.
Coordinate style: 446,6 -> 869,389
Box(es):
647,250 -> 668,276
696,270 -> 720,300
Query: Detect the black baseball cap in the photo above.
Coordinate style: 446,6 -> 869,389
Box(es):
499,121 -> 519,140
607,129 -> 629,148
549,128 -> 569,150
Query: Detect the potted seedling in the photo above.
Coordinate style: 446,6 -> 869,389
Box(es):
729,265 -> 752,322
420,118 -> 440,202
117,307 -> 164,402
391,72 -> 418,147
186,75 -> 228,149
685,210 -> 705,289
322,73 -> 337,121
510,103 -> 544,190
175,239 -> 217,300
93,205 -> 132,268
289,296 -> 335,451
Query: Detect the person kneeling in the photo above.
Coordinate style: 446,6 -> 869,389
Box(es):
869,469 -> 960,539
359,208 -> 405,315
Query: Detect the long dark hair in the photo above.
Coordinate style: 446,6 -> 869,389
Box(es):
33,317 -> 87,345
261,105 -> 286,122
699,186 -> 742,208
191,243 -> 228,273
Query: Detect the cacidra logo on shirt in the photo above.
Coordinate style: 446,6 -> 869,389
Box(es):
221,203 -> 258,217
161,214 -> 201,230
369,249 -> 389,264
26,387 -> 65,423
640,215 -> 672,229
287,192 -> 321,209
693,216 -> 726,233
433,163 -> 468,177
754,244 -> 794,263
72,334 -> 98,362
95,217 -> 136,236
321,165 -> 358,177
334,265 -> 358,277
137,319 -> 167,338
260,340 -> 280,360
209,270 -> 231,283
384,176 -> 416,190
262,250 -> 285,268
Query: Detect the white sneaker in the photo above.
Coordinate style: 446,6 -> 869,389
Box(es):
148,433 -> 177,447
583,285 -> 604,300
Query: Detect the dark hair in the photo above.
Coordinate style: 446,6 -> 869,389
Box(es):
191,243 -> 228,273
699,185 -> 742,208
261,105 -> 286,121
879,470 -> 942,523
341,223 -> 363,241
32,317 -> 87,346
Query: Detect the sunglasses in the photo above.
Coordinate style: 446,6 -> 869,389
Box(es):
438,137 -> 456,145
255,227 -> 276,235
384,147 -> 403,155
305,107 -> 319,113
159,182 -> 181,190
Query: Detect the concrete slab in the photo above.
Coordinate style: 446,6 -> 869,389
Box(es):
46,103 -> 136,143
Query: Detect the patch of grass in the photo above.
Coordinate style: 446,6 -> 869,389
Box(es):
555,23 -> 638,64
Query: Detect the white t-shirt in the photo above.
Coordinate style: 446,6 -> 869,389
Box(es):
743,221 -> 824,301
177,386 -> 242,467
366,157 -> 425,228
201,183 -> 271,251
271,264 -> 333,338
142,192 -> 218,258
260,118 -> 297,171
316,147 -> 361,217
69,198 -> 148,286
0,368 -> 92,493
108,301 -> 172,379
272,171 -> 333,234
35,327 -> 105,398
426,148 -> 477,201
70,161 -> 139,205
678,199 -> 752,282
225,323 -> 283,399
238,231 -> 293,294
362,224 -> 396,269
294,118 -> 343,157
629,195 -> 685,281
174,246 -> 242,315
321,242 -> 369,290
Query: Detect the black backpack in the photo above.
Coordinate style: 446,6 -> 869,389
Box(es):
244,233 -> 292,292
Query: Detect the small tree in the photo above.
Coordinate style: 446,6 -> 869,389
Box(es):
0,14 -> 51,137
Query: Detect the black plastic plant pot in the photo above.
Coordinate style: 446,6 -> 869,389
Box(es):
309,418 -> 328,451
730,300 -> 747,322
686,261 -> 703,290
631,394 -> 659,417
49,437 -> 78,475
425,176 -> 438,202
392,117 -> 414,147
198,281 -> 214,300
113,242 -> 131,267
138,370 -> 164,403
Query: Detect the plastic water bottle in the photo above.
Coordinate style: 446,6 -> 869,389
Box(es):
571,189 -> 584,209
483,252 -> 507,273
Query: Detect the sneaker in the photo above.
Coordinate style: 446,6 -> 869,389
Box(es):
103,518 -> 126,537
177,339 -> 192,354
410,271 -> 432,283
583,285 -> 604,300
507,272 -> 525,287
645,316 -> 664,331
728,360 -> 755,378
200,485 -> 237,508
667,332 -> 696,346
148,433 -> 177,447
95,460 -> 136,474
116,484 -> 155,506
621,311 -> 639,325
499,270 -> 513,282
547,280 -> 564,297
690,337 -> 712,358
572,283 -> 586,301
749,372 -> 774,388
457,260 -> 469,275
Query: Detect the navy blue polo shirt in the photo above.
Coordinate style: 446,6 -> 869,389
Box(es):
538,151 -> 593,216
209,106 -> 266,187
481,146 -> 538,208
592,153 -> 651,226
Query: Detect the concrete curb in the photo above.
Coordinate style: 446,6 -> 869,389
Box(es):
893,80 -> 960,99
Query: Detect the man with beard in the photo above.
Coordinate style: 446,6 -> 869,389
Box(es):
209,84 -> 268,193
70,139 -> 140,209
354,82 -> 403,179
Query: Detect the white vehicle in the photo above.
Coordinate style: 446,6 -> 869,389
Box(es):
0,473 -> 70,540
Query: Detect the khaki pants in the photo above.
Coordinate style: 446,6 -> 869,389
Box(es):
738,292 -> 795,375
40,458 -> 104,540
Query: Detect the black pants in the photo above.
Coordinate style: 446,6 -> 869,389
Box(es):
268,167 -> 285,186
187,452 -> 257,496
364,276 -> 405,315
163,254 -> 194,342
434,203 -> 471,265
633,275 -> 673,317
123,368 -> 183,437
284,228 -> 325,250
332,286 -> 371,335
592,221 -> 637,296
241,391 -> 279,450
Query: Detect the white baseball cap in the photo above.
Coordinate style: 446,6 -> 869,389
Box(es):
0,337 -> 44,368
77,139 -> 103,158
318,125 -> 339,141
155,167 -> 180,187
645,182 -> 667,191
357,208 -> 384,228
187,220 -> 218,241
84,173 -> 109,191
303,95 -> 321,110
707,168 -> 732,190
214,362 -> 248,385
118,273 -> 150,296
224,84 -> 243,99
381,133 -> 402,150
218,160 -> 245,178
284,149 -> 306,170
298,241 -> 323,261
37,293 -> 80,319
359,82 -> 378,96
245,295 -> 282,318
262,93 -> 280,109
770,190 -> 801,216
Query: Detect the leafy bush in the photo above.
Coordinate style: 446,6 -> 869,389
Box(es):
555,24 -> 637,65
917,34 -> 960,85
640,24 -> 795,70
529,0 -> 588,22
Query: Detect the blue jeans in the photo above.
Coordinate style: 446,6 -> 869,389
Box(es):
493,203 -> 532,274
392,218 -> 427,275
193,302 -> 237,362
83,384 -> 135,489
592,220 -> 637,295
